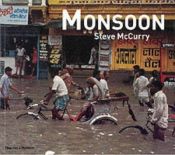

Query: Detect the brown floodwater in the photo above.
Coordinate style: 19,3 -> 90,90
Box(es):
0,71 -> 175,154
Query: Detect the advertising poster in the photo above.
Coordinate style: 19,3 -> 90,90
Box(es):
0,5 -> 29,25
0,1 -> 175,155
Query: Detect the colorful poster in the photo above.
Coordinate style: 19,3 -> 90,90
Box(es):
0,5 -> 28,25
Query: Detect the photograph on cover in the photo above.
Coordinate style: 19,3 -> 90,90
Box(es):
0,0 -> 175,154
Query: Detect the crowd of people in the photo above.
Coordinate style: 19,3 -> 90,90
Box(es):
0,64 -> 171,142
132,65 -> 168,141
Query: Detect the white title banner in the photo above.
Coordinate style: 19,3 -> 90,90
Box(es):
0,5 -> 28,25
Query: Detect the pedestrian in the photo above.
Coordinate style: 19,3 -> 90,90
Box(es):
133,69 -> 152,108
149,70 -> 159,86
44,70 -> 69,120
99,71 -> 110,97
88,45 -> 98,65
15,44 -> 26,77
31,46 -> 38,76
149,80 -> 168,141
59,67 -> 78,91
132,65 -> 140,83
0,67 -> 23,109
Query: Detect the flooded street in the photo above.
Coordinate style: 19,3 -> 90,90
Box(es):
0,71 -> 175,154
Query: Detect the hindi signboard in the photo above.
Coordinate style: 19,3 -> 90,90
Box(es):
49,36 -> 62,68
39,35 -> 48,61
0,5 -> 29,25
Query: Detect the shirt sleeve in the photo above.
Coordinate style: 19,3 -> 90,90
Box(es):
151,95 -> 165,123
52,77 -> 59,91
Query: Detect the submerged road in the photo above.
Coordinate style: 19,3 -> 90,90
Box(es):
0,71 -> 175,154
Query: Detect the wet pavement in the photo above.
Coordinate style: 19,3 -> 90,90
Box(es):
0,71 -> 175,154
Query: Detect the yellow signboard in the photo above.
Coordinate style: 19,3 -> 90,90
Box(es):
140,39 -> 161,71
111,40 -> 140,70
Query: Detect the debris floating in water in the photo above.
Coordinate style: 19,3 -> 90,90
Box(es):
138,150 -> 142,152
132,148 -> 135,150
108,134 -> 113,136
150,151 -> 155,154
99,132 -> 105,136
82,150 -> 86,153
45,150 -> 55,155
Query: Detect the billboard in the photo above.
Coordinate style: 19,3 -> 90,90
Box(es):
0,5 -> 29,25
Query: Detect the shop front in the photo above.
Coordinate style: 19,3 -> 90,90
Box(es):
111,31 -> 175,83
0,26 -> 40,77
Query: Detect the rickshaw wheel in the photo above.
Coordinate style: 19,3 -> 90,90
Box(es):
90,114 -> 118,125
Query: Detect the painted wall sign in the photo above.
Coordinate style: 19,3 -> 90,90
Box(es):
49,45 -> 62,67
49,35 -> 62,68
0,5 -> 28,25
142,48 -> 160,69
116,48 -> 137,64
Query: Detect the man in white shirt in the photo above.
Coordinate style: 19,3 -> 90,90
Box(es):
15,45 -> 26,77
133,69 -> 152,108
149,80 -> 168,141
71,77 -> 103,121
99,71 -> 110,97
44,73 -> 69,120
0,67 -> 23,109
88,46 -> 98,65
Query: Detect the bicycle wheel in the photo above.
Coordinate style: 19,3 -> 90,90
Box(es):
16,113 -> 39,123
90,114 -> 118,125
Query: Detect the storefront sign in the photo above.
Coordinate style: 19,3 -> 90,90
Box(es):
0,6 -> 28,25
49,35 -> 62,68
142,48 -> 160,69
116,48 -> 137,64
49,45 -> 62,67
39,36 -> 48,61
